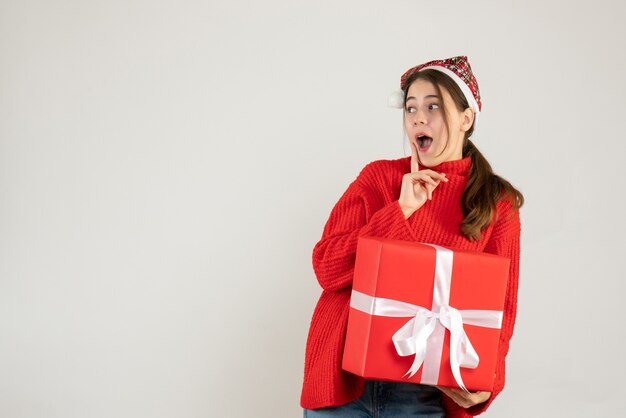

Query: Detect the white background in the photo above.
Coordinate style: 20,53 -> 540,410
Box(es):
1,1 -> 625,416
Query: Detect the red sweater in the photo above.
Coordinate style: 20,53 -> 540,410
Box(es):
300,155 -> 521,417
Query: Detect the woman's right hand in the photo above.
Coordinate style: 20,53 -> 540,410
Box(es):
398,141 -> 448,218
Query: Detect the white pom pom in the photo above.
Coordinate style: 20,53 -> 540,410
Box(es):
387,89 -> 405,108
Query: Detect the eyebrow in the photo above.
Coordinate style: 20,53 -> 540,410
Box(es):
406,95 -> 440,102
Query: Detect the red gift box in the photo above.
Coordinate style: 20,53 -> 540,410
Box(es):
342,236 -> 510,392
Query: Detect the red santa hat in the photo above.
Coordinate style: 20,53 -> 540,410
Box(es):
388,55 -> 482,136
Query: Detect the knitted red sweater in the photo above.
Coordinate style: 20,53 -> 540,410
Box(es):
300,155 -> 521,417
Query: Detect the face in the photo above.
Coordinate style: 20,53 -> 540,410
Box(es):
404,78 -> 474,167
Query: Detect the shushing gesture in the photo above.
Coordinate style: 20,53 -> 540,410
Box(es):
398,141 -> 448,218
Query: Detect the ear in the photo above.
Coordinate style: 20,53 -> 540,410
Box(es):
460,108 -> 475,132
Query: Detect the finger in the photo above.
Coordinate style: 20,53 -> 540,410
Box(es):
419,169 -> 448,181
439,388 -> 465,407
410,141 -> 420,173
447,388 -> 474,401
424,175 -> 439,188
427,183 -> 433,200
438,387 -> 472,408
409,172 -> 438,187
435,386 -> 452,398
453,392 -> 478,407
437,386 -> 458,399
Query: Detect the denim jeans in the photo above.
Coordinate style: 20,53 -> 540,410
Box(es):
303,380 -> 445,418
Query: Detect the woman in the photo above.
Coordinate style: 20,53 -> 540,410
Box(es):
300,56 -> 523,417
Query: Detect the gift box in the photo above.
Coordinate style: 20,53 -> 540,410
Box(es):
342,236 -> 510,392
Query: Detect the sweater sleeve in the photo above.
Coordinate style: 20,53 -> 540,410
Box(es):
312,169 -> 416,292
458,198 -> 521,416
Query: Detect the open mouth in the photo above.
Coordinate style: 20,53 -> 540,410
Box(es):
416,134 -> 433,151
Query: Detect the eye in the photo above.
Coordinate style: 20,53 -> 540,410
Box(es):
404,106 -> 416,113
428,103 -> 440,110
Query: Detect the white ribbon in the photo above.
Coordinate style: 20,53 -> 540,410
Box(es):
349,243 -> 503,392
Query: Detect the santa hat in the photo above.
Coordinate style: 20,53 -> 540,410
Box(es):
388,55 -> 481,135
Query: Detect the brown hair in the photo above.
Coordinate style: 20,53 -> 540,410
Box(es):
402,69 -> 524,241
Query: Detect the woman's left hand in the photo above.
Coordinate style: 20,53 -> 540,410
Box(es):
436,386 -> 491,408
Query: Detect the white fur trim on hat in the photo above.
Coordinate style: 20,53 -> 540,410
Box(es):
420,65 -> 481,119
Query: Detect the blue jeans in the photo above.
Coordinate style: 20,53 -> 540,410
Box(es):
303,380 -> 445,417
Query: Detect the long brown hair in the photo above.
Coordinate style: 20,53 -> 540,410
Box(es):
402,69 -> 524,241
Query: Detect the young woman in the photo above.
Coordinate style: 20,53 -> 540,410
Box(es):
300,56 -> 523,417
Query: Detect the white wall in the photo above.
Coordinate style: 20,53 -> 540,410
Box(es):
1,0 -> 624,416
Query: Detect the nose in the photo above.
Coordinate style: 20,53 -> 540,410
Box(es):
411,108 -> 428,125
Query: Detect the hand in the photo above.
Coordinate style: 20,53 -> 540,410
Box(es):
398,140 -> 448,218
436,386 -> 491,409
